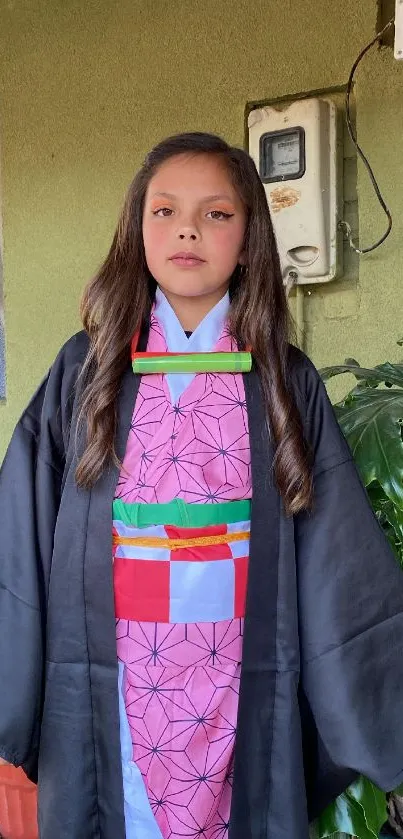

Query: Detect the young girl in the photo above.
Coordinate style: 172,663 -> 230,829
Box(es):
1,132 -> 403,839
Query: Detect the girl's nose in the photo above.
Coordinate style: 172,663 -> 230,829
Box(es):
177,226 -> 200,242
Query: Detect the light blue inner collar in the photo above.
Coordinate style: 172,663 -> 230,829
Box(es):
154,286 -> 230,404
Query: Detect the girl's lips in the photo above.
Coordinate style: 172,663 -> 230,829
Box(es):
169,252 -> 206,267
170,256 -> 206,267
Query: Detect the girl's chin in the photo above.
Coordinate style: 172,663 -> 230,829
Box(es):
157,281 -> 229,301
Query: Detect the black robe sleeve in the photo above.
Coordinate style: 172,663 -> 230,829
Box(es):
293,356 -> 403,817
0,331 -> 88,779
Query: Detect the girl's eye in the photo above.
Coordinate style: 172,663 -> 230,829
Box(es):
153,207 -> 173,217
207,210 -> 234,220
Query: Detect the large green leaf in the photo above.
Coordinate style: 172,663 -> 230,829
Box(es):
367,481 -> 403,567
311,777 -> 387,839
321,362 -> 403,389
333,388 -> 403,510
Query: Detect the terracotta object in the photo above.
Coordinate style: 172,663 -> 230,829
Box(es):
0,765 -> 38,839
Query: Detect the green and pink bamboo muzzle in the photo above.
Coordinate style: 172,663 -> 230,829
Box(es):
131,331 -> 252,374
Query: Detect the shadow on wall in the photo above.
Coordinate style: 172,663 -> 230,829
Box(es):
0,248 -> 5,399
0,315 -> 5,399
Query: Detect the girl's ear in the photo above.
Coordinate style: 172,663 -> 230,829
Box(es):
238,250 -> 247,266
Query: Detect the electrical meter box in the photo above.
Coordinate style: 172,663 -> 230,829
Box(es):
248,97 -> 341,285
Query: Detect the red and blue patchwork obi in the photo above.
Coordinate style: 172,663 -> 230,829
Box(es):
113,500 -> 249,624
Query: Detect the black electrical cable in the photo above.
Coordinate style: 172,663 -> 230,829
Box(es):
340,17 -> 394,254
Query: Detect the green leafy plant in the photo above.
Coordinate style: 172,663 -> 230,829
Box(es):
310,357 -> 403,839
321,359 -> 403,567
310,776 -> 387,839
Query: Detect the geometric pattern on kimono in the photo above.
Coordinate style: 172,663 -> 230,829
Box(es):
113,289 -> 252,839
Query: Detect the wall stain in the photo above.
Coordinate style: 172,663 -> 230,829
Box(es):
270,186 -> 301,213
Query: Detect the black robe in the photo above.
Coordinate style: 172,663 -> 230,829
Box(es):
1,330 -> 403,839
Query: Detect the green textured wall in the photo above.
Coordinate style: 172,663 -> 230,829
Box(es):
0,0 -> 402,458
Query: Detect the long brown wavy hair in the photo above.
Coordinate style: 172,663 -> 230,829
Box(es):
77,132 -> 313,515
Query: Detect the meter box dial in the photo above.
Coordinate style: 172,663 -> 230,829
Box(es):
248,97 -> 341,285
260,126 -> 305,182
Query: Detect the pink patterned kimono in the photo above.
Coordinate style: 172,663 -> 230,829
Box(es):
114,291 -> 251,839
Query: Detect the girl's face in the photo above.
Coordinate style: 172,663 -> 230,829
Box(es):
142,153 -> 246,319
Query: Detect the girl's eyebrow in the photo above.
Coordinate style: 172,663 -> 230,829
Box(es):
150,191 -> 235,203
150,191 -> 176,200
201,194 -> 235,203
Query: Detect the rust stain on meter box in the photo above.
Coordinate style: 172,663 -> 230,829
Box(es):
270,186 -> 301,213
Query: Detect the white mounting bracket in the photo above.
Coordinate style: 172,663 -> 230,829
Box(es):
395,0 -> 403,60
